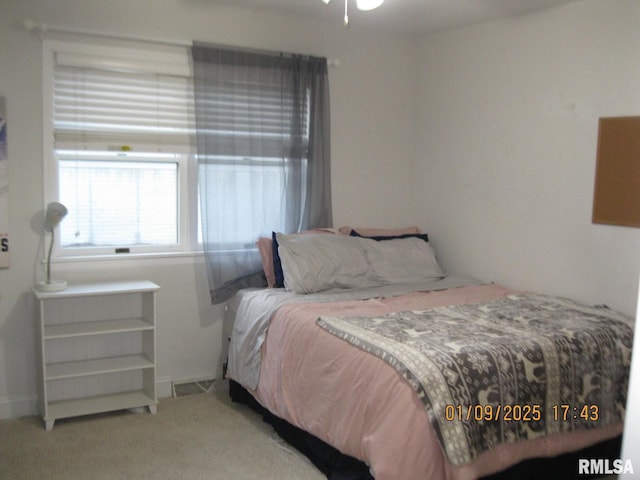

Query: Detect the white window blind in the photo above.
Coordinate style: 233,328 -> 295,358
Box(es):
50,42 -> 193,254
54,62 -> 192,148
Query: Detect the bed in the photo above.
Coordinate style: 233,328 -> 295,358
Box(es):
226,228 -> 633,480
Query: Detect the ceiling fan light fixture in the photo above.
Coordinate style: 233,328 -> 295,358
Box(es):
322,0 -> 382,26
356,0 -> 384,11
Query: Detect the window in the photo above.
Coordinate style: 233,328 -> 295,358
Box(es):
199,157 -> 289,246
43,40 -> 331,273
43,40 -> 195,256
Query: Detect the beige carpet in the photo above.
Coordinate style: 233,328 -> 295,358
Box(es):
0,383 -> 326,480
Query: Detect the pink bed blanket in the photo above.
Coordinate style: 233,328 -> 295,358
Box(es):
246,284 -> 624,480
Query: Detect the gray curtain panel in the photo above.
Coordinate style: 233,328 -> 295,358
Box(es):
192,44 -> 332,303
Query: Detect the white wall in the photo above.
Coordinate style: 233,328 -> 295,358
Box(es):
415,0 -> 640,315
621,274 -> 640,475
0,0 -> 417,417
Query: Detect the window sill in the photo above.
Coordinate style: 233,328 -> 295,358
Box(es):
51,250 -> 205,265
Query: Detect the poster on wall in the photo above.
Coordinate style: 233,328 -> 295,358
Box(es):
0,97 -> 9,268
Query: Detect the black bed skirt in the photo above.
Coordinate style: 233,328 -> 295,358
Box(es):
229,380 -> 621,480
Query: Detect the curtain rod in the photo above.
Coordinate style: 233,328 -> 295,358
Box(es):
193,41 -> 341,66
22,18 -> 341,67
22,18 -> 191,47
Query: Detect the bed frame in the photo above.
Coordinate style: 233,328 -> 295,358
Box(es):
229,380 -> 621,480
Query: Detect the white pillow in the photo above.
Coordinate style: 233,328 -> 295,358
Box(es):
276,233 -> 378,294
357,237 -> 444,284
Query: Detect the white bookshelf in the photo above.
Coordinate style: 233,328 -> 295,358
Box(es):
33,280 -> 160,430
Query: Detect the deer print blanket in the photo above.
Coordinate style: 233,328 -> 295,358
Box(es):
317,294 -> 633,466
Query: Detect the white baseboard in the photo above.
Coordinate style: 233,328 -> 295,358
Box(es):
0,394 -> 38,420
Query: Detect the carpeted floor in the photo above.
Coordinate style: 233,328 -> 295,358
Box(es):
0,382 -> 325,480
0,384 -> 616,480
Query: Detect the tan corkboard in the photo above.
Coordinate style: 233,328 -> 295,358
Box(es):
592,116 -> 640,227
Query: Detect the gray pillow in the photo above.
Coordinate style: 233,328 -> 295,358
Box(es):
276,233 -> 378,294
357,236 -> 444,284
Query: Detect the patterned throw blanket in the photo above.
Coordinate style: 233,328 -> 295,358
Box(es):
316,294 -> 634,466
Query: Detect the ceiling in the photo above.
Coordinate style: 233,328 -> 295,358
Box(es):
211,0 -> 580,35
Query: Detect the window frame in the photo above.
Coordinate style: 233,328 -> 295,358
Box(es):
42,39 -> 199,259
